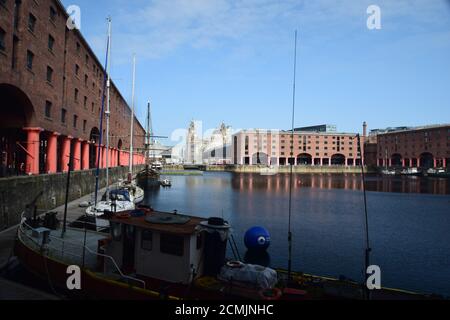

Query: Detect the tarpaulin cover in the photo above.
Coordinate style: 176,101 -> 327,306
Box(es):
219,263 -> 278,289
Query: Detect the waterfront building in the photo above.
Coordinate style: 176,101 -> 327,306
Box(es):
370,124 -> 450,168
182,121 -> 233,165
0,0 -> 145,177
185,121 -> 203,164
202,123 -> 233,164
146,140 -> 171,162
232,124 -> 366,166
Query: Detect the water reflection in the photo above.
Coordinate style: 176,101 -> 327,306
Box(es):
144,172 -> 450,296
230,173 -> 450,195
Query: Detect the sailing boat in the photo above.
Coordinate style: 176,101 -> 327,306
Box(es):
136,100 -> 160,188
86,19 -> 135,225
118,54 -> 145,203
381,149 -> 396,175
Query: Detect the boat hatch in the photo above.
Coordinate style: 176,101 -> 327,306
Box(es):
145,212 -> 190,224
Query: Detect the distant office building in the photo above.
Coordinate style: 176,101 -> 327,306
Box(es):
372,124 -> 450,168
293,124 -> 336,133
232,124 -> 365,166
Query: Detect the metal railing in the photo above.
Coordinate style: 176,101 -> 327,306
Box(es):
18,212 -> 146,289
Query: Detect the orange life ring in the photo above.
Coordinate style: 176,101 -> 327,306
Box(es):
258,288 -> 282,300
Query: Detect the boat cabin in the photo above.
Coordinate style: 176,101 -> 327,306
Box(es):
101,189 -> 131,202
102,209 -> 229,285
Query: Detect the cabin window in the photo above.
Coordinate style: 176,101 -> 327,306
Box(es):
196,233 -> 202,250
111,222 -> 122,241
160,233 -> 183,256
141,230 -> 152,251
125,225 -> 135,240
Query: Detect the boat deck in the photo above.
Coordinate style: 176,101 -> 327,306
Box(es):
21,226 -> 106,270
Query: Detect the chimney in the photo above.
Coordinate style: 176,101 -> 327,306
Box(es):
363,121 -> 367,137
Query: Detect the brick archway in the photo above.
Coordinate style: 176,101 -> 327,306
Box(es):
331,153 -> 346,165
0,84 -> 35,176
252,152 -> 269,165
89,127 -> 100,168
296,153 -> 312,165
391,153 -> 402,167
117,139 -> 123,166
419,152 -> 434,168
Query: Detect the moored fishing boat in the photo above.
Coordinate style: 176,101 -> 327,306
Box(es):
14,208 -> 436,300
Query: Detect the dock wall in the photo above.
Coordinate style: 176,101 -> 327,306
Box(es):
165,164 -> 376,174
0,165 -> 145,230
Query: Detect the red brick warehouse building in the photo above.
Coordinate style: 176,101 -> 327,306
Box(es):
0,0 -> 145,176
367,124 -> 450,168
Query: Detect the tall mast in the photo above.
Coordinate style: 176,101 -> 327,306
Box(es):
93,18 -> 111,206
105,17 -> 112,199
129,54 -> 136,179
287,30 -> 297,281
146,101 -> 150,163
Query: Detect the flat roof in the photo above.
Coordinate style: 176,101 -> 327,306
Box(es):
109,209 -> 205,235
377,124 -> 450,135
233,129 -> 357,136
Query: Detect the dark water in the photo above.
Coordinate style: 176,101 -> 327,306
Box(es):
144,172 -> 450,297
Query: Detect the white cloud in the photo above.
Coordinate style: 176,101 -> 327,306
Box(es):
86,0 -> 450,64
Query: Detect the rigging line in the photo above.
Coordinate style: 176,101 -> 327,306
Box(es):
287,30 -> 297,281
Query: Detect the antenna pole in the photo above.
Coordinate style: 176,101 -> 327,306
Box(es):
357,134 -> 371,300
288,30 -> 297,281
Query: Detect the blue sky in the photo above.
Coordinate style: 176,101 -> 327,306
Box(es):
61,0 -> 450,143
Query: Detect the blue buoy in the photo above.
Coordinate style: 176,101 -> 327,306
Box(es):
244,226 -> 270,251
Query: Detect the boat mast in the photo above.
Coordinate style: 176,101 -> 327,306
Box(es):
146,100 -> 152,166
385,148 -> 388,170
287,30 -> 297,281
93,17 -> 111,206
129,54 -> 136,181
105,18 -> 112,199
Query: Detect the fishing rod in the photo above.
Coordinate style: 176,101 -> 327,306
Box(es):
357,133 -> 371,300
287,30 -> 298,281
